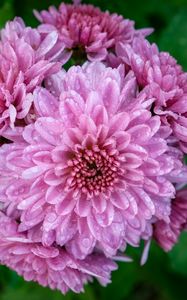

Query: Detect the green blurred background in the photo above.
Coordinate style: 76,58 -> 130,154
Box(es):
1,0 -> 187,299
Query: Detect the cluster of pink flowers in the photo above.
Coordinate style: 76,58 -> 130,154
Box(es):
0,0 -> 187,294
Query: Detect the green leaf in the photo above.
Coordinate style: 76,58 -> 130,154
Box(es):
159,9 -> 187,71
72,285 -> 96,300
94,261 -> 139,300
1,282 -> 73,300
168,232 -> 187,277
0,0 -> 14,28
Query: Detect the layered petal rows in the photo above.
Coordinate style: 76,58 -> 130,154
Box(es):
0,212 -> 117,293
0,17 -> 65,136
117,38 -> 187,153
0,62 -> 186,260
0,0 -> 187,295
35,2 -> 152,61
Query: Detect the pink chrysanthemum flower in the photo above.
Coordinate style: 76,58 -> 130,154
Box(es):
154,189 -> 187,251
34,2 -> 152,62
0,17 -> 65,136
116,38 -> 187,153
0,212 -> 117,294
0,62 -> 185,259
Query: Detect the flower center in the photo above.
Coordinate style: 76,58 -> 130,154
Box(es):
67,148 -> 119,196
